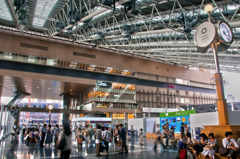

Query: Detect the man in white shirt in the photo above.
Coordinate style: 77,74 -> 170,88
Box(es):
222,131 -> 239,159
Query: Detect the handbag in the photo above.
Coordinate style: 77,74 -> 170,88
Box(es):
218,146 -> 228,156
58,135 -> 66,150
179,149 -> 187,159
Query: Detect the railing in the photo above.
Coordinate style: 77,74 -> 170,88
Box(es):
93,87 -> 136,94
0,105 -> 15,140
0,52 -> 135,77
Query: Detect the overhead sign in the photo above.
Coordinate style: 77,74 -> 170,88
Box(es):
96,81 -> 112,88
159,110 -> 196,117
143,108 -> 177,113
72,117 -> 112,122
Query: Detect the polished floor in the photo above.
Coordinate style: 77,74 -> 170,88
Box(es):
0,135 -> 193,159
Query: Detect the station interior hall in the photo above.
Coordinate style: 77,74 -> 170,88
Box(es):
0,0 -> 240,159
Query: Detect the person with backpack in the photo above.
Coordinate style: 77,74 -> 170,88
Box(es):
102,127 -> 111,154
58,123 -> 72,159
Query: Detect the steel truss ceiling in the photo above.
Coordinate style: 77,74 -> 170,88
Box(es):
0,0 -> 240,72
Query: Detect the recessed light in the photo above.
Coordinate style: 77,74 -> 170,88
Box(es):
36,87 -> 39,88
59,89 -> 62,91
70,89 -> 72,91
48,88 -> 51,90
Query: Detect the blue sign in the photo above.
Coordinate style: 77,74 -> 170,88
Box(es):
160,115 -> 191,133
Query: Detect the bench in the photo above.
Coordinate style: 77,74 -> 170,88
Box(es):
197,152 -> 240,159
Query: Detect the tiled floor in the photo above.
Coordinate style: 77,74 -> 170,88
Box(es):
0,135 -> 193,159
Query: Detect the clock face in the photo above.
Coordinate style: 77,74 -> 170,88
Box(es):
219,22 -> 233,43
48,105 -> 53,110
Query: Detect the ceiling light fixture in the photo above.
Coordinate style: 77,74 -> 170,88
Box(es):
204,4 -> 213,13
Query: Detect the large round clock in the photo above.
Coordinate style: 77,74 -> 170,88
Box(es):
194,21 -> 216,53
218,21 -> 233,44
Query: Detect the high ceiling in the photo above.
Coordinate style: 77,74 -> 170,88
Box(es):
1,0 -> 240,72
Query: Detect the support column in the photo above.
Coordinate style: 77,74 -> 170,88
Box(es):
201,43 -> 239,146
215,73 -> 229,125
63,93 -> 71,124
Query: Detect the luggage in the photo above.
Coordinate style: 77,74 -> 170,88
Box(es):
178,149 -> 187,159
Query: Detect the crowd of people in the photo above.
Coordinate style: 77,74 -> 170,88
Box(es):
178,131 -> 240,159
18,122 -> 240,159
20,123 -> 144,158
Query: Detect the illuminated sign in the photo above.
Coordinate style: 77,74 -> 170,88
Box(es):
96,81 -> 112,88
167,85 -> 175,88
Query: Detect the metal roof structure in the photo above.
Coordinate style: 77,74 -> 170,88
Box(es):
1,0 -> 240,72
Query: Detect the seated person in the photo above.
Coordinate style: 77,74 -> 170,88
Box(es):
185,132 -> 208,158
237,137 -> 240,148
185,132 -> 198,157
202,133 -> 217,159
222,131 -> 239,159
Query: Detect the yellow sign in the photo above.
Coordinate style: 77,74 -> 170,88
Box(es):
182,117 -> 186,122
112,113 -> 135,119
112,114 -> 125,119
128,114 -> 134,119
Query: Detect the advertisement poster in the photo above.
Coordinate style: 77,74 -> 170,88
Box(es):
159,110 -> 196,133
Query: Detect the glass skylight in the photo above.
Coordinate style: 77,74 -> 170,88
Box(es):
0,0 -> 13,21
32,0 -> 58,27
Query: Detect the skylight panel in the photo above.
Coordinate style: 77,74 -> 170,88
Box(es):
0,0 -> 13,21
32,0 -> 57,27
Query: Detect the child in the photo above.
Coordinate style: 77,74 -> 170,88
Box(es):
139,128 -> 143,146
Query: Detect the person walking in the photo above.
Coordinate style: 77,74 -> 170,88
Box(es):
130,125 -> 135,141
119,124 -> 128,154
102,127 -> 111,154
180,123 -> 185,140
59,123 -> 72,159
139,128 -> 143,146
75,128 -> 83,152
184,124 -> 189,135
45,125 -> 53,148
54,124 -> 59,147
40,124 -> 47,147
95,125 -> 102,156
114,125 -> 120,151
89,125 -> 94,144
153,124 -> 166,150
84,127 -> 89,147
163,123 -> 170,147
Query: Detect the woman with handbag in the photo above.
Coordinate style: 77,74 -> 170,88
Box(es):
202,133 -> 217,159
192,133 -> 208,158
58,123 -> 72,159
